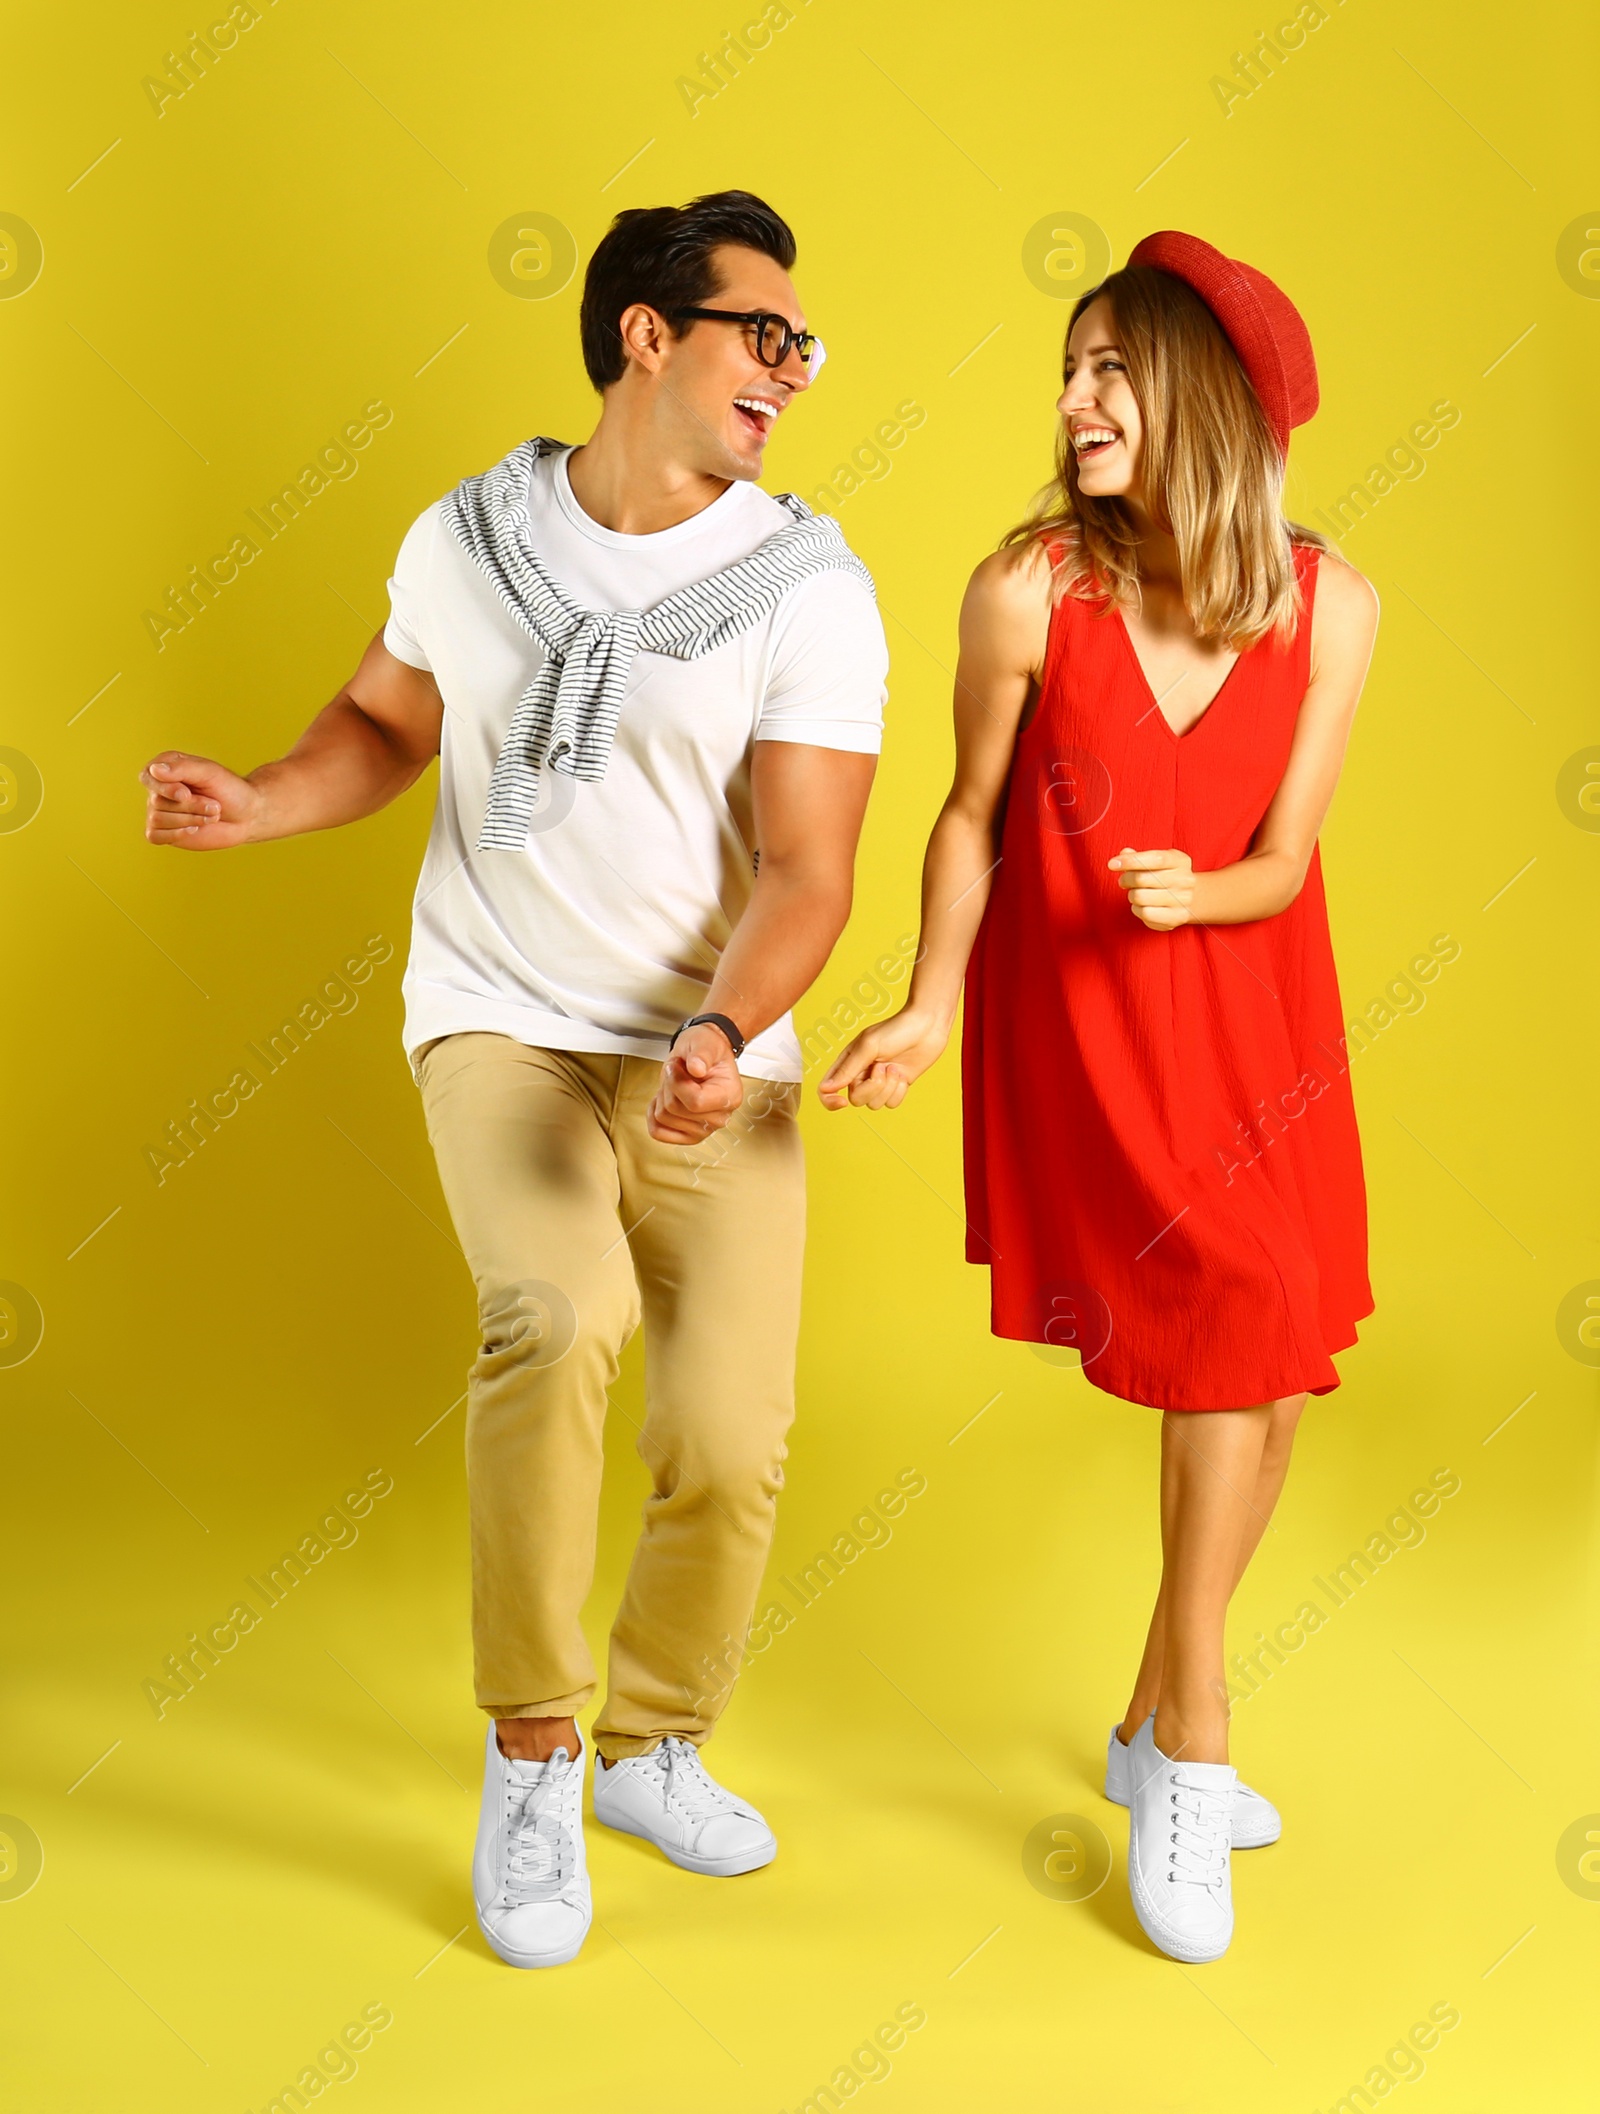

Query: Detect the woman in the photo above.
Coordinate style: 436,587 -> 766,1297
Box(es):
820,231 -> 1378,1963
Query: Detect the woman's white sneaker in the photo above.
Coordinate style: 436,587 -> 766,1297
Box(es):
1105,1718 -> 1281,1848
472,1724 -> 592,1968
1124,1715 -> 1236,1963
592,1736 -> 776,1876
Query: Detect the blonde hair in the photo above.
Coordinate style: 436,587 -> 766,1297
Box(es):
1003,264 -> 1328,651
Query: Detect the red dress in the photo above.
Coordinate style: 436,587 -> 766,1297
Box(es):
962,542 -> 1372,1411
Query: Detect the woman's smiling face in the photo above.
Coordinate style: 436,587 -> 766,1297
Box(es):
1058,295 -> 1144,500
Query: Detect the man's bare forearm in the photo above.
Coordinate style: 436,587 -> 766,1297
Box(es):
700,862 -> 853,1044
245,696 -> 435,841
142,637 -> 442,853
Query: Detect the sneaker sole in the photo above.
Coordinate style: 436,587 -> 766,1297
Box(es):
1232,1815 -> 1281,1849
1126,1864 -> 1233,1964
593,1810 -> 776,1877
475,1903 -> 591,1969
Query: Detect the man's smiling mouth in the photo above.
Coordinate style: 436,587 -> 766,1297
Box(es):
733,395 -> 781,435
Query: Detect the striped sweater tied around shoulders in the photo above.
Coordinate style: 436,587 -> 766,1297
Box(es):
441,436 -> 877,852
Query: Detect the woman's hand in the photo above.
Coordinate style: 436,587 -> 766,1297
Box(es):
818,1007 -> 951,1111
1109,845 -> 1196,930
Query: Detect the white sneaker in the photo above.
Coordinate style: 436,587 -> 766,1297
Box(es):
592,1736 -> 776,1876
1106,1718 -> 1281,1848
1125,1716 -> 1235,1963
472,1724 -> 591,1968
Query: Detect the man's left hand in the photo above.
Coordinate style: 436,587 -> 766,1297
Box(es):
648,1024 -> 745,1143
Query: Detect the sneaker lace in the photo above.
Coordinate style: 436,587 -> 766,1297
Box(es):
500,1749 -> 580,1906
649,1738 -> 737,1820
1165,1773 -> 1230,1890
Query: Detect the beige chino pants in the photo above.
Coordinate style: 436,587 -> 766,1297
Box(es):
417,1032 -> 805,1759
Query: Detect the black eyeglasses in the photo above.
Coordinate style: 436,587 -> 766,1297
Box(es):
668,307 -> 827,379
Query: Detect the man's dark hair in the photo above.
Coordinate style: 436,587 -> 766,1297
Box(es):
579,189 -> 797,392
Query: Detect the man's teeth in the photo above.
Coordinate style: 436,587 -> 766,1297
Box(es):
734,397 -> 779,422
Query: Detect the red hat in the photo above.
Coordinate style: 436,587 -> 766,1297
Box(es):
1126,229 -> 1318,455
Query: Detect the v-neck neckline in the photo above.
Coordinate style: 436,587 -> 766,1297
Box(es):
1112,604 -> 1248,743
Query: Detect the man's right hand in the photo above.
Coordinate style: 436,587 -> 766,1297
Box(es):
141,751 -> 264,850
138,636 -> 445,853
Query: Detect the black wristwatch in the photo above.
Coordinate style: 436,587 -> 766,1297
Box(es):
670,1012 -> 746,1059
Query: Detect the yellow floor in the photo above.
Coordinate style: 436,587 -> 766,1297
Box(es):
6,1176 -> 1595,2108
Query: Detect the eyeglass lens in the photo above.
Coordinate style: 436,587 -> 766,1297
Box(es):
756,315 -> 826,379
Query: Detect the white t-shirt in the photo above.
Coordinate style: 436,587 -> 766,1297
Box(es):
384,444 -> 888,1082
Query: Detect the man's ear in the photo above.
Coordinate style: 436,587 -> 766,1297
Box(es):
616,301 -> 670,376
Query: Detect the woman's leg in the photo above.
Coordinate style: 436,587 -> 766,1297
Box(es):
1116,1394 -> 1306,1756
1149,1406 -> 1270,1764
1227,1392 -> 1306,1579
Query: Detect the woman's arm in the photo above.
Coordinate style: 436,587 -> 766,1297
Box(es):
819,542 -> 1052,1111
1112,552 -> 1380,931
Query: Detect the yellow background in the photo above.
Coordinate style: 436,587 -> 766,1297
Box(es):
3,0 -> 1596,2106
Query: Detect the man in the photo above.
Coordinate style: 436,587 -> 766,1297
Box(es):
140,191 -> 887,1968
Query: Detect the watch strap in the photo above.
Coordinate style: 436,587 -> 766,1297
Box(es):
670,1012 -> 746,1059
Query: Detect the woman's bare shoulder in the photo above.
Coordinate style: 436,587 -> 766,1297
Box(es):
1305,542 -> 1380,693
1310,541 -> 1380,633
949,540 -> 1058,685
964,537 -> 1057,635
